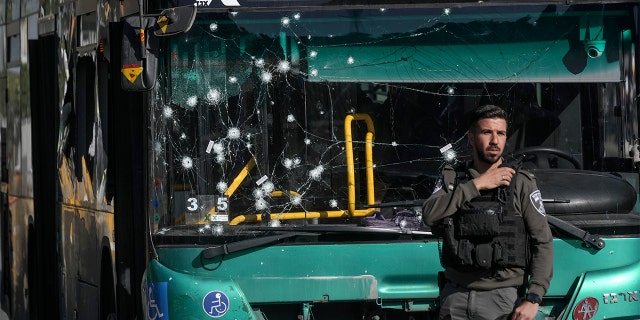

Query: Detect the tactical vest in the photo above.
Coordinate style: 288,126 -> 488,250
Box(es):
433,164 -> 530,272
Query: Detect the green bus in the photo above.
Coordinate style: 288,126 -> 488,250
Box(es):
1,0 -> 640,319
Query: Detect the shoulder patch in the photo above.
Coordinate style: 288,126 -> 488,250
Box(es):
529,190 -> 546,215
432,177 -> 444,194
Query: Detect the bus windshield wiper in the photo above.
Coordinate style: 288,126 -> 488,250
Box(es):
546,214 -> 605,250
201,232 -> 305,260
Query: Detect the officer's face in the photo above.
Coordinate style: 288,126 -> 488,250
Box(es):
469,117 -> 507,165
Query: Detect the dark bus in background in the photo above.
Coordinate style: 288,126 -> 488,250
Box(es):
0,0 -> 639,319
1,0 -> 142,317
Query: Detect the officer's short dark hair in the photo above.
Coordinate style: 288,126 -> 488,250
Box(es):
468,105 -> 507,131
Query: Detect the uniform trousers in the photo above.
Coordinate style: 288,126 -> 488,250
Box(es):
439,281 -> 518,320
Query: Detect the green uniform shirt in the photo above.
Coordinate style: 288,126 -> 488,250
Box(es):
422,164 -> 554,297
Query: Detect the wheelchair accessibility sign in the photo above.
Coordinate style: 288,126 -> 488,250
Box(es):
146,282 -> 169,320
203,290 -> 230,317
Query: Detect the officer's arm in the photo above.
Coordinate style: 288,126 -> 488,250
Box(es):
517,173 -> 554,298
422,179 -> 480,226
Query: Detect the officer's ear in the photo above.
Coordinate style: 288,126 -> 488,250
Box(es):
467,131 -> 475,146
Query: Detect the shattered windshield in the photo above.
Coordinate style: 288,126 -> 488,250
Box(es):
149,4 -> 639,234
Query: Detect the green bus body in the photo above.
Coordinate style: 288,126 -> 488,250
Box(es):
141,4 -> 640,320
2,0 -> 640,319
137,2 -> 640,320
143,237 -> 640,319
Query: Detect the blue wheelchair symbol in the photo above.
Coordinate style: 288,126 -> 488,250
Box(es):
202,290 -> 230,318
146,282 -> 169,320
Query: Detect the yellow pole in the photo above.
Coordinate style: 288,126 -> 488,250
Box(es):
224,157 -> 256,198
227,113 -> 379,225
344,114 -> 376,214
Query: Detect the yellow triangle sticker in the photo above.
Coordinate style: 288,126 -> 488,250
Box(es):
157,16 -> 169,34
122,65 -> 144,83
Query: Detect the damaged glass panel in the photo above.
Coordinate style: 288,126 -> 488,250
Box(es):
149,4 -> 638,235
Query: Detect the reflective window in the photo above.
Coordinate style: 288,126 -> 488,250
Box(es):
150,4 -> 638,234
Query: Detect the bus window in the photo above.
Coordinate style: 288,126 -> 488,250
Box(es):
149,4 -> 638,229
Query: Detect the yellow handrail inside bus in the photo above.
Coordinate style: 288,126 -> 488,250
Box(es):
230,210 -> 352,224
344,113 -> 376,213
270,190 -> 301,197
203,159 -> 303,218
224,157 -> 256,198
225,113 -> 378,225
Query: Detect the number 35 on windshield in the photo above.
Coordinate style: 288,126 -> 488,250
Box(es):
186,195 -> 229,223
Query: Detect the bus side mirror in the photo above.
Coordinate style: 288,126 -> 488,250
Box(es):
121,5 -> 196,91
121,16 -> 159,91
154,5 -> 197,37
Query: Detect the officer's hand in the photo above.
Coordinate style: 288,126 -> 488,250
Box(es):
511,301 -> 538,320
473,167 -> 515,191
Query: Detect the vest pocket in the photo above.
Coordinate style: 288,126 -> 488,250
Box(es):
475,243 -> 493,269
456,208 -> 501,236
457,239 -> 475,266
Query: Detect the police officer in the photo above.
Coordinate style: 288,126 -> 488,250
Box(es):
423,105 -> 553,320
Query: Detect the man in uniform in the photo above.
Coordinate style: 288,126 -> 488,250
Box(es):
422,105 -> 553,320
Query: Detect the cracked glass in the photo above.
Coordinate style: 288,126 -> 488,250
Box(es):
148,4 -> 639,238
